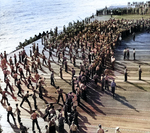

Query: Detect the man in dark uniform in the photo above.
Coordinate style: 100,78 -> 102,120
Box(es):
139,65 -> 142,80
124,66 -> 127,81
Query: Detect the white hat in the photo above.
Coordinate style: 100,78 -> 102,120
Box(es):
116,127 -> 120,130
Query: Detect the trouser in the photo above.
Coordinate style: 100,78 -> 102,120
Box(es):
73,61 -> 75,67
95,79 -> 98,84
39,91 -> 43,99
17,114 -> 21,124
59,125 -> 64,133
32,119 -> 40,131
42,60 -> 47,65
60,72 -> 62,79
33,98 -> 37,109
6,83 -> 13,94
14,78 -> 18,85
1,96 -> 9,105
82,90 -> 87,101
7,111 -> 15,123
139,72 -> 141,80
65,65 -> 68,72
70,130 -> 77,133
133,53 -> 135,60
20,73 -> 25,80
27,81 -> 33,89
111,87 -> 115,97
17,88 -> 23,96
57,94 -> 65,104
64,110 -> 68,123
77,95 -> 80,105
26,70 -> 30,76
101,83 -> 104,91
20,98 -> 31,108
125,73 -> 127,81
51,78 -> 55,86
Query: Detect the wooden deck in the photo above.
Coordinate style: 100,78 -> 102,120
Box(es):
0,32 -> 150,133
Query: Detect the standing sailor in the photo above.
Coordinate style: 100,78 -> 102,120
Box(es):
139,65 -> 142,80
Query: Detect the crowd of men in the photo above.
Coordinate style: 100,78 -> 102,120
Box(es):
0,17 -> 150,132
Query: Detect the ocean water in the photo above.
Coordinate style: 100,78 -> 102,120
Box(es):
0,0 -> 146,53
